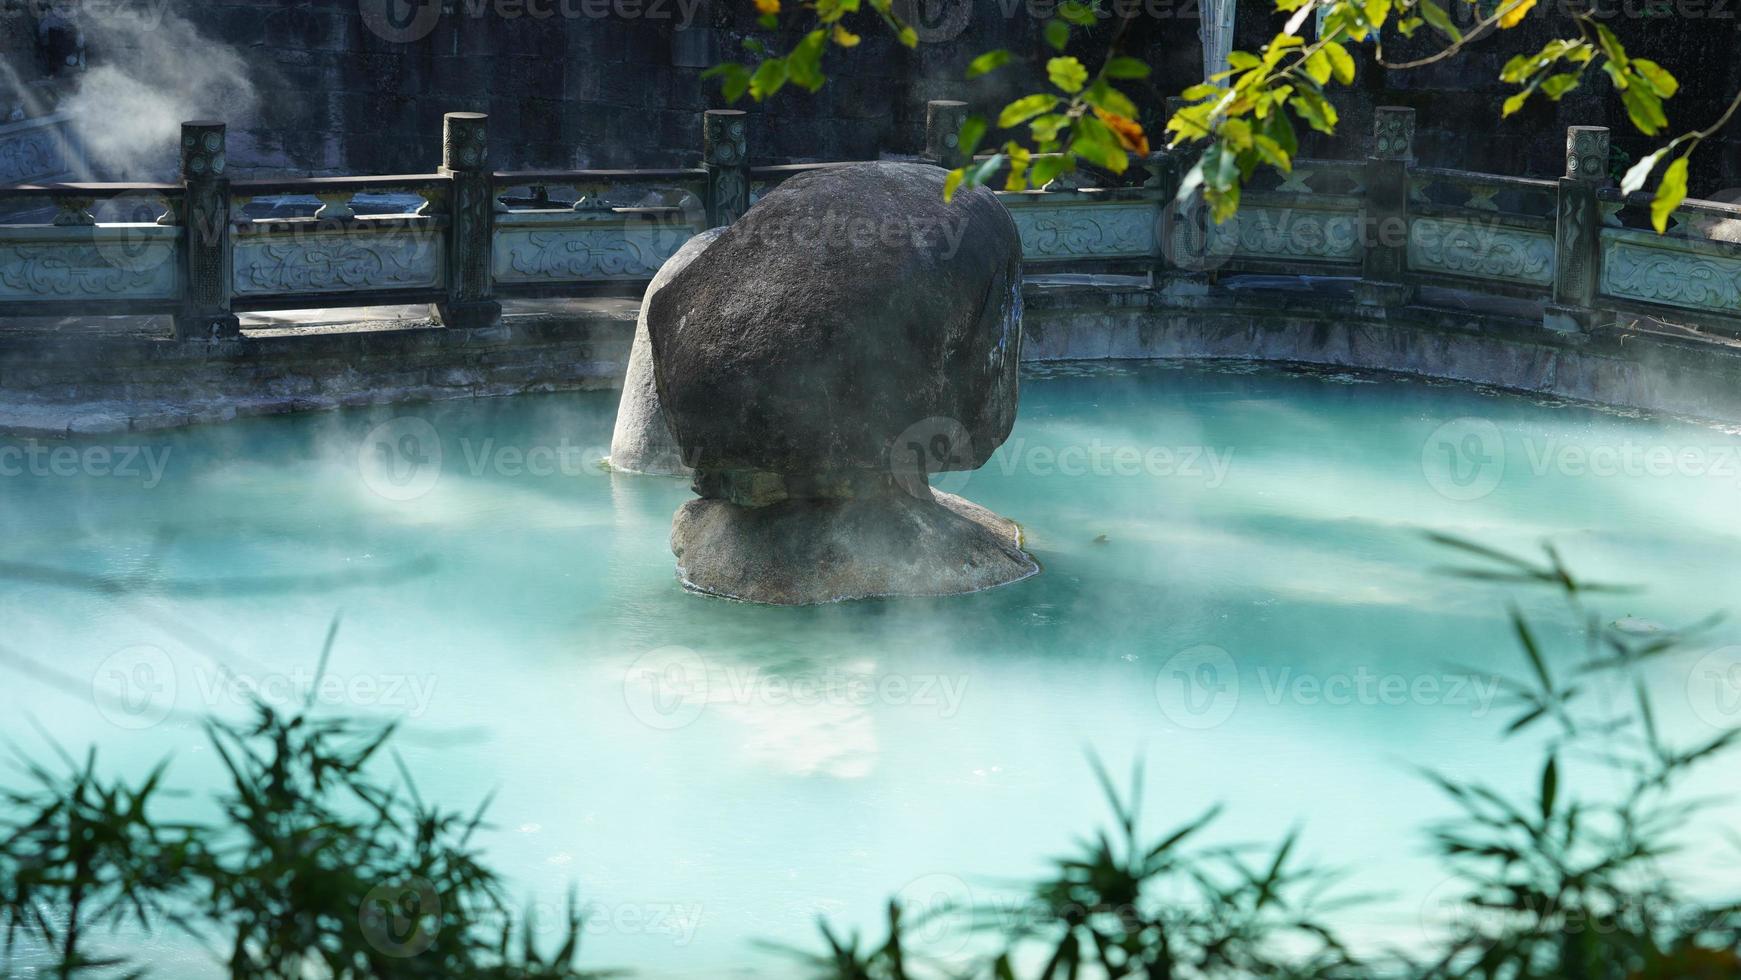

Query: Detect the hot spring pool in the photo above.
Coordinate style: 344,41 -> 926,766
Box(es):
3,361 -> 1740,976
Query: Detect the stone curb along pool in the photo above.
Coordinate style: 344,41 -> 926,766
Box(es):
611,160 -> 1040,604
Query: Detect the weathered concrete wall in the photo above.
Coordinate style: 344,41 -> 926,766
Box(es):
8,278 -> 1741,436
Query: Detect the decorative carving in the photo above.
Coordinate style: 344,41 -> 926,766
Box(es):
442,113 -> 489,173
1409,218 -> 1555,286
0,240 -> 178,300
233,228 -> 443,297
492,224 -> 693,282
1565,126 -> 1610,184
180,121 -> 227,180
0,115 -> 70,184
1009,202 -> 1156,259
1372,107 -> 1416,161
1230,205 -> 1362,262
1601,235 -> 1741,314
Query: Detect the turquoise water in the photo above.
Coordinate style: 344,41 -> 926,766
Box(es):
3,361 -> 1741,976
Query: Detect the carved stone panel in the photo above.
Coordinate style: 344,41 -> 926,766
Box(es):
0,227 -> 179,302
1008,200 -> 1158,260
492,216 -> 695,283
1409,217 -> 1556,287
232,225 -> 444,297
1600,230 -> 1741,315
0,113 -> 73,184
1230,203 -> 1361,263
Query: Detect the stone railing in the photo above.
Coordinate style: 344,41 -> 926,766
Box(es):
4,103 -> 1741,339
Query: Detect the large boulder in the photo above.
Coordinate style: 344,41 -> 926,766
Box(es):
647,162 -> 1023,482
647,161 -> 1035,604
608,227 -> 724,476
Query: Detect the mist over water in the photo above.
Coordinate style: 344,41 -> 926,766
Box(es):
4,363 -> 1741,975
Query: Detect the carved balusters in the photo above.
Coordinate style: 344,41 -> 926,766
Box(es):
51,197 -> 95,226
1549,126 -> 1610,333
703,109 -> 748,229
313,190 -> 357,221
174,120 -> 240,340
434,111 -> 501,330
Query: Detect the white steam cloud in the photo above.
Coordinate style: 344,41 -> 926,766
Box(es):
59,5 -> 264,180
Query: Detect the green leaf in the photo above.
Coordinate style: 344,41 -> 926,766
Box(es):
943,167 -> 966,202
1043,18 -> 1070,51
1058,0 -> 1098,25
701,62 -> 753,104
1072,116 -> 1129,173
785,30 -> 829,92
1539,72 -> 1580,100
749,57 -> 789,101
1416,0 -> 1460,41
1620,82 -> 1668,136
897,25 -> 919,46
998,93 -> 1061,128
1323,41 -> 1356,85
1288,92 -> 1338,134
958,115 -> 987,158
1631,58 -> 1679,97
1029,112 -> 1069,145
1085,80 -> 1138,119
1651,155 -> 1688,234
1104,56 -> 1151,79
1030,153 -> 1074,188
1502,91 -> 1530,117
966,49 -> 1013,79
1047,56 -> 1089,93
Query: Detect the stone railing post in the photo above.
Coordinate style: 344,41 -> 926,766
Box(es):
923,99 -> 969,170
434,111 -> 501,330
1357,105 -> 1415,307
1548,126 -> 1609,333
174,120 -> 239,340
703,109 -> 749,228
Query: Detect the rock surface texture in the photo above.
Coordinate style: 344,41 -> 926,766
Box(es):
609,227 -> 723,476
646,161 -> 1036,604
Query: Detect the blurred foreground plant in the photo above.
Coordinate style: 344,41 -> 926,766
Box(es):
0,618 -> 613,979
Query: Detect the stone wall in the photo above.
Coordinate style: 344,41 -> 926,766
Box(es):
11,0 -> 1741,195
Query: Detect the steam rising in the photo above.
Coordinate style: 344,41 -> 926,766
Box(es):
60,7 -> 263,180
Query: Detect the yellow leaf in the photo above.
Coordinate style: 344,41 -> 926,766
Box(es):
1497,0 -> 1535,28
831,24 -> 860,46
754,0 -> 780,14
